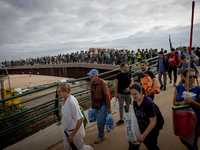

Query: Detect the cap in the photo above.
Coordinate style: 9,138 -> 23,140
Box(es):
158,51 -> 164,55
87,69 -> 99,76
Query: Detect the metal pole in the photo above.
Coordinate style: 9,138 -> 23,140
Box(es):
187,1 -> 195,91
2,65 -> 13,105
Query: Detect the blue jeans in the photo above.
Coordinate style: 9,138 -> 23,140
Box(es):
106,58 -> 110,64
158,71 -> 167,88
95,105 -> 107,138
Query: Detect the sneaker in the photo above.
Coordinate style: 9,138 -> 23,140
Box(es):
116,120 -> 124,126
163,87 -> 166,91
169,80 -> 172,83
94,137 -> 105,144
174,83 -> 176,87
160,85 -> 163,90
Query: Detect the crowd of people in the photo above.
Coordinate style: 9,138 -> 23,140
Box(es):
1,47 -> 171,67
57,45 -> 200,150
2,46 -> 199,68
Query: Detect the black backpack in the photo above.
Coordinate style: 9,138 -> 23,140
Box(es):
144,96 -> 164,130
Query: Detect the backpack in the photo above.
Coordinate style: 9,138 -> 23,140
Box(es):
108,89 -> 112,100
144,96 -> 164,130
175,50 -> 179,55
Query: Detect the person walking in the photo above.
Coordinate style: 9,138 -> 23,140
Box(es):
136,49 -> 142,63
179,45 -> 196,62
57,83 -> 94,150
173,68 -> 200,150
128,83 -> 164,150
177,54 -> 199,77
157,51 -> 170,91
138,60 -> 158,101
88,69 -> 111,144
115,62 -> 134,126
166,48 -> 180,87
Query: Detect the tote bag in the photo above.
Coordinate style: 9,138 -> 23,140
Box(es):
125,98 -> 141,144
140,73 -> 160,94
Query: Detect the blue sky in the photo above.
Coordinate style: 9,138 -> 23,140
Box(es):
0,0 -> 199,61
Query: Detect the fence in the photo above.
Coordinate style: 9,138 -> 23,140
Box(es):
0,56 -> 159,149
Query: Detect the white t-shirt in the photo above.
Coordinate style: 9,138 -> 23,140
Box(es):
61,95 -> 85,139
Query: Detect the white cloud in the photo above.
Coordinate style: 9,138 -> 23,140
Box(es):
0,0 -> 199,61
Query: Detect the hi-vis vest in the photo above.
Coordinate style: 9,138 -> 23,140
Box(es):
137,52 -> 141,59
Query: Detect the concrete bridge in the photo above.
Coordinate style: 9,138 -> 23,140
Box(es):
5,66 -> 200,150
0,63 -> 120,79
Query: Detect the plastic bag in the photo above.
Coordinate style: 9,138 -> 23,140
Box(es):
182,91 -> 196,99
173,106 -> 197,145
88,109 -> 96,123
125,99 -> 141,145
113,99 -> 119,112
106,114 -> 114,131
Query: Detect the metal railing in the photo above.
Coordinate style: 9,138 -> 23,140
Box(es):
0,56 -> 160,149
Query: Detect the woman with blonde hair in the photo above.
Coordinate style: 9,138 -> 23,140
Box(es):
57,83 -> 93,150
173,68 -> 200,149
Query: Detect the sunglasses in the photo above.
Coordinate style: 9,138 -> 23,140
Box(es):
187,75 -> 197,79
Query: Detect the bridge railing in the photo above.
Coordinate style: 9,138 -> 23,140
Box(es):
0,56 -> 160,149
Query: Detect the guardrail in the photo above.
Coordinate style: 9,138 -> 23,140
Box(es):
0,56 -> 160,149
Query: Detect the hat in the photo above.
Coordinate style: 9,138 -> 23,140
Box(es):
87,69 -> 99,76
158,51 -> 164,55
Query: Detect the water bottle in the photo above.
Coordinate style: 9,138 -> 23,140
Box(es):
106,114 -> 114,131
88,109 -> 96,123
113,99 -> 119,112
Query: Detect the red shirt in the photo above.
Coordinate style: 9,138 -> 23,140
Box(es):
166,53 -> 180,67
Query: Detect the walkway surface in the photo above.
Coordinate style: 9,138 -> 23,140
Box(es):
48,67 -> 200,150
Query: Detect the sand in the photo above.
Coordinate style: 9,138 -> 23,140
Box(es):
4,75 -> 73,89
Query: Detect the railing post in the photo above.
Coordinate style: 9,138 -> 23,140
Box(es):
129,65 -> 132,72
54,91 -> 61,122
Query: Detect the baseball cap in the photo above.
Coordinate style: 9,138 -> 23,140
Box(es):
87,69 -> 99,76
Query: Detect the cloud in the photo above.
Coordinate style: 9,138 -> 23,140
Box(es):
0,0 -> 199,61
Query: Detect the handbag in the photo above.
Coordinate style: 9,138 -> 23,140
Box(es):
172,104 -> 197,145
140,73 -> 160,94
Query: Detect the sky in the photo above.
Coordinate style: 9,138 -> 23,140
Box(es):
0,0 -> 199,62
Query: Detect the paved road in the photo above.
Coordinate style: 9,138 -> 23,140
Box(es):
47,66 -> 200,150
